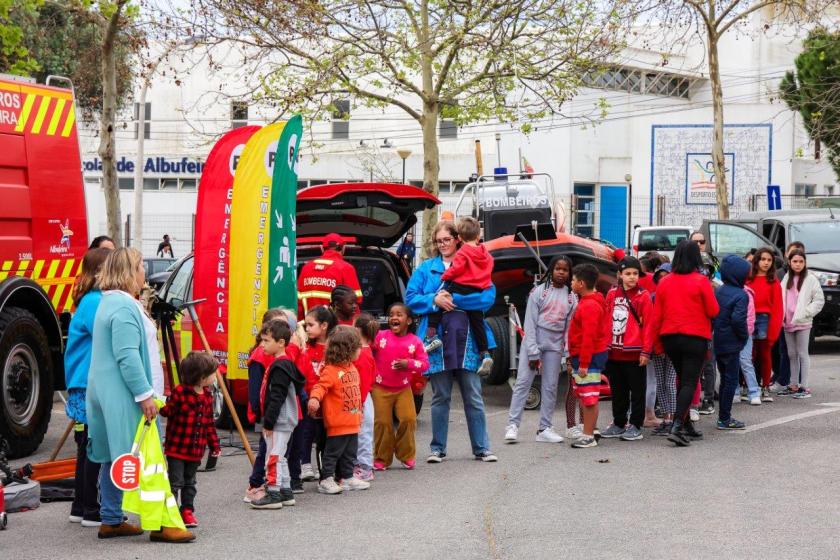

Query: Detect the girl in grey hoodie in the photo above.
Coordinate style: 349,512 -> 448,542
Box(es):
504,255 -> 578,444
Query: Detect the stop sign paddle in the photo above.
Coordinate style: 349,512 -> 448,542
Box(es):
110,420 -> 151,491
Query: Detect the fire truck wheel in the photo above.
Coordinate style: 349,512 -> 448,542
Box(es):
484,316 -> 511,385
0,307 -> 53,459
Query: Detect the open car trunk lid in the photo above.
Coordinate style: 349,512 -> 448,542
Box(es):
296,183 -> 440,247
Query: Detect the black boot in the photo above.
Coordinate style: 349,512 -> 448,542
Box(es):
279,488 -> 296,506
684,419 -> 704,440
667,420 -> 691,447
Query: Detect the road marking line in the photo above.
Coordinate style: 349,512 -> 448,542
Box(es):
736,406 -> 840,433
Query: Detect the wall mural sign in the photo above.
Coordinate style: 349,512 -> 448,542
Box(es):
649,124 -> 772,225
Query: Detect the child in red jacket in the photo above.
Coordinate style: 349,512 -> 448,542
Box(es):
160,352 -> 221,527
567,264 -> 610,448
600,257 -> 653,442
745,247 -> 783,401
425,217 -> 494,376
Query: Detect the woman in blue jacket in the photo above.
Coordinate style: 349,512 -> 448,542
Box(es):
405,221 -> 497,463
65,247 -> 111,526
713,255 -> 751,430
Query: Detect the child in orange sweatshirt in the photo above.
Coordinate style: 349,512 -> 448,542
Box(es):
308,326 -> 369,494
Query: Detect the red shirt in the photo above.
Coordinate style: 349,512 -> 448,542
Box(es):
160,385 -> 220,462
604,285 -> 653,361
568,291 -> 609,369
441,243 -> 494,289
648,272 -> 719,346
354,345 -> 376,402
638,274 -> 657,295
746,275 -> 783,342
297,249 -> 363,318
302,342 -> 325,394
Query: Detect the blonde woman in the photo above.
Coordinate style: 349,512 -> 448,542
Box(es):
86,248 -> 194,543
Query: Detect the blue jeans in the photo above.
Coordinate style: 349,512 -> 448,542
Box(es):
430,369 -> 490,456
740,337 -> 760,399
98,461 -> 123,526
248,436 -> 268,488
716,352 -> 741,422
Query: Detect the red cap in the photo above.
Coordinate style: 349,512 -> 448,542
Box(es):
323,233 -> 344,248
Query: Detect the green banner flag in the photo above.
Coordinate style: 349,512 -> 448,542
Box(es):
268,114 -> 303,310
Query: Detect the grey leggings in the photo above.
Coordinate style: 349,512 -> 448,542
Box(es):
785,329 -> 811,388
653,354 -> 677,414
507,348 -> 562,431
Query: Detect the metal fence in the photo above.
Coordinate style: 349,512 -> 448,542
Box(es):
125,214 -> 195,258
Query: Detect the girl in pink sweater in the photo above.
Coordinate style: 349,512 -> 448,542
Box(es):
372,303 -> 429,470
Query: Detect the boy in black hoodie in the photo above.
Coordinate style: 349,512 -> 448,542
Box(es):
251,320 -> 306,510
713,255 -> 751,431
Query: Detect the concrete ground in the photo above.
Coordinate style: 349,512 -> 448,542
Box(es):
4,340 -> 840,560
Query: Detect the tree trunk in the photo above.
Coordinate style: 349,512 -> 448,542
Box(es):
420,103 -> 440,258
98,6 -> 124,246
707,29 -> 730,219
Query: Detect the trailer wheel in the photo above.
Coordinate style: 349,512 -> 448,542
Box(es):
0,511 -> 7,530
524,377 -> 541,411
0,307 -> 53,459
485,316 -> 511,385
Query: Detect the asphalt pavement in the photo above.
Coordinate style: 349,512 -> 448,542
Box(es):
4,340 -> 840,559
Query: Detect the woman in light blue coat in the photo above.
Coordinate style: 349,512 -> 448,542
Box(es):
405,220 -> 497,464
86,248 -> 158,539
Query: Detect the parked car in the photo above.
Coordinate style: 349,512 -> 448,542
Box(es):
631,225 -> 693,261
700,209 -> 840,343
143,257 -> 177,289
158,183 -> 440,417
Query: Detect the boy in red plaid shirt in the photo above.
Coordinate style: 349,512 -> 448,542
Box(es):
160,352 -> 221,528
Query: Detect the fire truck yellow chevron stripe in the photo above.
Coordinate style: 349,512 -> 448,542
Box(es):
17,260 -> 30,273
31,96 -> 52,134
51,284 -> 65,309
31,260 -> 45,279
14,94 -> 35,133
61,104 -> 76,138
47,98 -> 66,136
46,259 -> 60,279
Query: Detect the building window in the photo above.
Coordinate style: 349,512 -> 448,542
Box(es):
134,102 -> 151,140
439,119 -> 457,139
331,99 -> 350,140
118,178 -> 135,190
143,178 -> 159,190
825,184 -> 835,196
231,101 -> 248,129
161,178 -> 179,191
180,178 -> 197,191
794,183 -> 816,197
581,66 -> 695,99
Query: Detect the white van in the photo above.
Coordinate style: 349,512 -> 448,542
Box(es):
632,226 -> 693,261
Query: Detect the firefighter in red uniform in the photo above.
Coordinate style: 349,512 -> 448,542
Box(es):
297,233 -> 363,318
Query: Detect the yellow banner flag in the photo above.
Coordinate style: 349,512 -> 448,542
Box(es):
227,122 -> 286,380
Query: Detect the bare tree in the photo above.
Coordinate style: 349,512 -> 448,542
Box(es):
97,0 -> 131,246
176,0 -> 633,252
652,0 -> 835,219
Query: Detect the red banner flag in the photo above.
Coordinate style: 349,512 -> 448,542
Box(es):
192,125 -> 261,364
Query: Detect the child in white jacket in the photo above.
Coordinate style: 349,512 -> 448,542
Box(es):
781,250 -> 825,398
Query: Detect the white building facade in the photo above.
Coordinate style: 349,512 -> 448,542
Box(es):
78,11 -> 839,256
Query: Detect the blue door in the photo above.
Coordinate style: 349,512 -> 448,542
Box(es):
598,185 -> 627,248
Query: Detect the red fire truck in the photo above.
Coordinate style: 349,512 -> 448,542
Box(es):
0,75 -> 88,458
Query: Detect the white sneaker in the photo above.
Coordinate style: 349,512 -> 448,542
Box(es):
301,463 -> 316,481
69,515 -> 83,523
565,425 -> 583,439
689,409 -> 700,422
80,519 -> 102,527
732,393 -> 741,404
318,477 -> 343,494
504,424 -> 519,443
535,427 -> 564,443
345,477 -> 371,491
749,397 -> 762,406
768,382 -> 784,393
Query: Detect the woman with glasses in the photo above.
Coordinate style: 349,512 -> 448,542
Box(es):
404,221 -> 498,463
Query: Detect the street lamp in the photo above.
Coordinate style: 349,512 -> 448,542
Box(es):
494,132 -> 502,168
625,173 -> 633,250
397,148 -> 412,184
